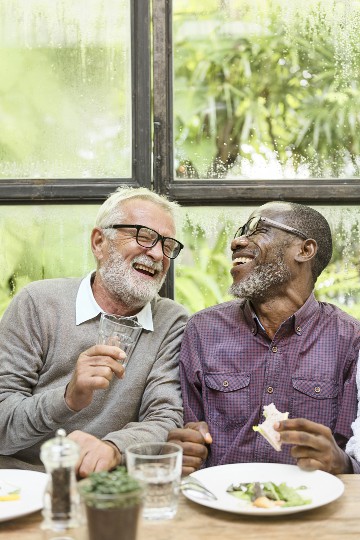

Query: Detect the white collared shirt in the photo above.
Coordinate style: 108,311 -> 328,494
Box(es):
75,272 -> 154,331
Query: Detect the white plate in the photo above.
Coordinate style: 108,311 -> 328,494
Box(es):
0,469 -> 48,522
184,463 -> 344,516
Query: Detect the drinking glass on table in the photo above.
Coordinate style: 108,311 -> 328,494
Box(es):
125,442 -> 183,521
98,313 -> 142,368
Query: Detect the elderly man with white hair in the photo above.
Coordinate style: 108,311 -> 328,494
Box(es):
0,186 -> 187,477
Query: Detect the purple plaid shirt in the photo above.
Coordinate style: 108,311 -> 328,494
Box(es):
179,293 -> 360,472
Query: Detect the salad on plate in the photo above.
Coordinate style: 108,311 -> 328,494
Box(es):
227,480 -> 311,509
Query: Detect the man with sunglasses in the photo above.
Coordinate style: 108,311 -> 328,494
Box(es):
0,186 -> 187,476
168,201 -> 360,475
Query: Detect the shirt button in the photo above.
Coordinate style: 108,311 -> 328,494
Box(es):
272,346 -> 278,353
267,386 -> 274,394
314,386 -> 321,393
251,327 -> 256,334
296,326 -> 302,335
223,380 -> 229,387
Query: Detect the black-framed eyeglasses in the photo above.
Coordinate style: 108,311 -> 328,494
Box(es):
234,216 -> 308,240
104,224 -> 184,259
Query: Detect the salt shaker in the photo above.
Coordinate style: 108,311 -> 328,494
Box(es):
40,429 -> 82,537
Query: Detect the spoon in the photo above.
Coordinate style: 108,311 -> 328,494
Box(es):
180,476 -> 217,500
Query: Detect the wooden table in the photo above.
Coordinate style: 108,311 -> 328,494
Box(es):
1,475 -> 359,540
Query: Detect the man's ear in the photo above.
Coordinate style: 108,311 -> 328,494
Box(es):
91,227 -> 106,261
294,238 -> 317,263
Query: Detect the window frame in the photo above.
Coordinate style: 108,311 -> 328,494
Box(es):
0,0 -> 151,204
152,0 -> 360,206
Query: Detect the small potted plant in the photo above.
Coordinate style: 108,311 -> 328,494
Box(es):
78,466 -> 143,540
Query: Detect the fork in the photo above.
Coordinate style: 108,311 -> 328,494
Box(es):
180,476 -> 218,500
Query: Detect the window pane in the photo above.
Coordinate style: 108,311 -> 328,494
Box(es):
173,1 -> 360,180
0,206 -> 95,316
0,0 -> 131,179
175,207 -> 360,318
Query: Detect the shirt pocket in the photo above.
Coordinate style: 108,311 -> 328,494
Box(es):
204,372 -> 250,429
290,377 -> 339,430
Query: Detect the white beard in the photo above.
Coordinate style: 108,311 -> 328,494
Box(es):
99,249 -> 166,308
229,247 -> 291,301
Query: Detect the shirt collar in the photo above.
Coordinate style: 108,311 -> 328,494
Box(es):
291,292 -> 318,333
243,300 -> 265,335
75,272 -> 154,331
243,293 -> 319,336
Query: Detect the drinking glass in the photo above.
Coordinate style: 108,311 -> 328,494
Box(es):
125,442 -> 183,521
98,314 -> 142,368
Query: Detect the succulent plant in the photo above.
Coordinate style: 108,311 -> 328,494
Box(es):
79,467 -> 142,509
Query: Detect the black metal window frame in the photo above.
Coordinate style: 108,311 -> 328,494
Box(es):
152,0 -> 360,206
0,0 -> 151,204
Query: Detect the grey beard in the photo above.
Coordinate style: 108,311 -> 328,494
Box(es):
99,250 -> 166,309
229,259 -> 291,301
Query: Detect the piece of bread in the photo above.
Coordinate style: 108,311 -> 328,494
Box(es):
253,403 -> 289,451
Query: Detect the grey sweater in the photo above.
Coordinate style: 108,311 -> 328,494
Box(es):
0,277 -> 188,470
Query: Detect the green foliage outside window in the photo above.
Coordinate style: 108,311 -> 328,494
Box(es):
174,0 -> 360,179
175,220 -> 233,313
0,207 -> 94,317
0,0 -> 131,179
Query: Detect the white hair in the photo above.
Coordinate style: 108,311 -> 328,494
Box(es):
95,186 -> 180,233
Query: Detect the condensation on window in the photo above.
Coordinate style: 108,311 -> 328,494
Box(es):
0,0 -> 131,180
0,205 -> 95,316
173,0 -> 360,181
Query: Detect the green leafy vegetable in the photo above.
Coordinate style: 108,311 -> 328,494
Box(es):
227,481 -> 311,508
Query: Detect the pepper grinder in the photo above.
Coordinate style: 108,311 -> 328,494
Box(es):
40,429 -> 82,538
